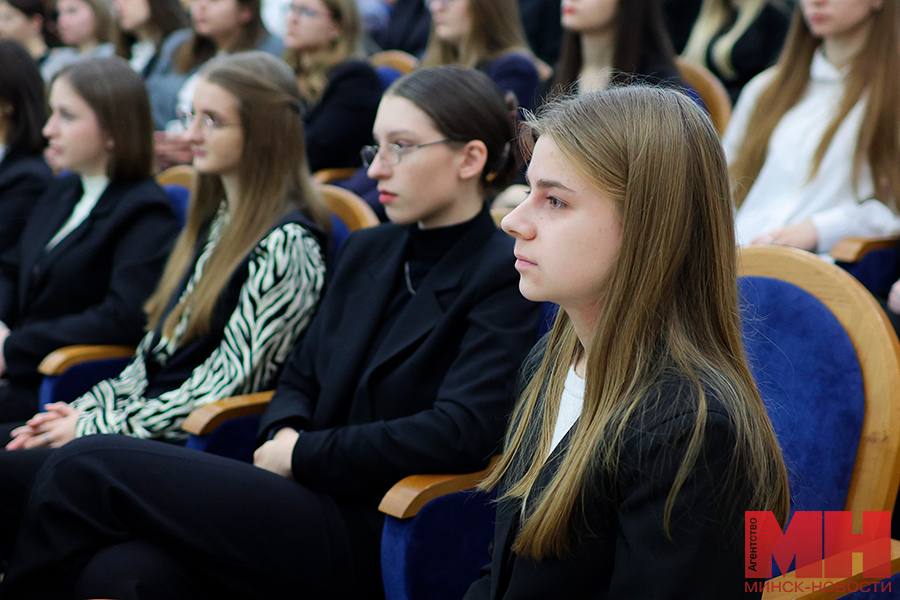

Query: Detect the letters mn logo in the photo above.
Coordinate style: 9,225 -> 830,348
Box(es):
745,511 -> 891,579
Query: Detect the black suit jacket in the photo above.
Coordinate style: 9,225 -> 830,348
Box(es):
465,376 -> 754,600
258,209 -> 540,505
303,59 -> 382,173
0,151 -> 53,257
0,174 -> 180,380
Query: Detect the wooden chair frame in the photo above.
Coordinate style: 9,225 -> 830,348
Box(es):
675,57 -> 732,136
318,184 -> 380,231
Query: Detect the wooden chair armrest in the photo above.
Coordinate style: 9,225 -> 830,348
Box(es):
181,391 -> 274,436
761,538 -> 900,600
378,456 -> 499,519
38,345 -> 136,376
313,168 -> 359,185
830,236 -> 900,263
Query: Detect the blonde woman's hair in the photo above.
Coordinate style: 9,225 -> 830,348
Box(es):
284,0 -> 363,105
481,86 -> 789,559
421,0 -> 535,69
682,0 -> 770,80
730,2 -> 900,209
144,51 -> 331,344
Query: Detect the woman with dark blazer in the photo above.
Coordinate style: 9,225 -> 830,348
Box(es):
0,41 -> 52,257
465,88 -> 788,599
284,0 -> 381,172
0,57 -> 180,423
0,66 -> 539,600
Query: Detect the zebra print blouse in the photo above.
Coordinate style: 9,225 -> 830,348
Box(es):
71,208 -> 326,442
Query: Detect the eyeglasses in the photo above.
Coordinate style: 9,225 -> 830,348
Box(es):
176,109 -> 239,132
285,3 -> 327,18
360,139 -> 458,167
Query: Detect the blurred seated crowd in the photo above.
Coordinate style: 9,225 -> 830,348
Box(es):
0,0 -> 899,596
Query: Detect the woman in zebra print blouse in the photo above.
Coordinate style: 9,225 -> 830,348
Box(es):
5,51 -> 332,449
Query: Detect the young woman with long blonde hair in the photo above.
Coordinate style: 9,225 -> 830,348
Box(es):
724,0 -> 900,252
465,86 -> 789,598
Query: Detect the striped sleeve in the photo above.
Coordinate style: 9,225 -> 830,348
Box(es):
72,222 -> 326,441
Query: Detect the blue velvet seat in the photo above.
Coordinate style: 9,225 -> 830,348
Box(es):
738,246 -> 900,598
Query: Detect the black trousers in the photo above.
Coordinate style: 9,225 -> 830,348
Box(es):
0,381 -> 40,425
0,435 -> 384,600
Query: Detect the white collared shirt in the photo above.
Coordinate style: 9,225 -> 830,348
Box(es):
46,174 -> 110,251
723,49 -> 900,252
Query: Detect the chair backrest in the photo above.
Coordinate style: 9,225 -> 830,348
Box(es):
319,184 -> 380,232
675,57 -> 732,136
155,165 -> 196,226
738,246 -> 900,516
370,50 -> 419,75
370,51 -> 420,91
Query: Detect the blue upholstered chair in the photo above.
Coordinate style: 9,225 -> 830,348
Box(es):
738,246 -> 900,598
369,50 -> 419,91
155,164 -> 194,226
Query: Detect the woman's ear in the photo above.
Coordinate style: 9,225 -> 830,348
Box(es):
458,140 -> 488,181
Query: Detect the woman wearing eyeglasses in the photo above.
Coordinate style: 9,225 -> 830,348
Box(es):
0,65 -> 540,600
3,51 -> 330,450
283,0 -> 381,172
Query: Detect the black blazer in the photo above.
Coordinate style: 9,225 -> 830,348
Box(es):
0,151 -> 53,257
0,174 -> 180,380
465,376 -> 752,600
303,59 -> 382,173
259,209 -> 540,506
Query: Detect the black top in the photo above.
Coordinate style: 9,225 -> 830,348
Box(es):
0,174 -> 180,380
465,371 -> 754,599
519,0 -> 563,66
374,0 -> 430,56
304,59 -> 383,173
704,3 -> 792,103
258,207 -> 541,505
0,151 -> 52,257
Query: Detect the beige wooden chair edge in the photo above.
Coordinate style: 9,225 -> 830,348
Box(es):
38,345 -> 136,376
181,391 -> 275,436
378,456 -> 500,519
319,184 -> 380,231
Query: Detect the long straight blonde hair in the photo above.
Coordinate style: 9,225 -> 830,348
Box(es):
481,87 -> 789,559
283,0 -> 363,105
421,0 -> 535,69
144,52 -> 330,344
682,0 -> 772,80
730,2 -> 900,208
